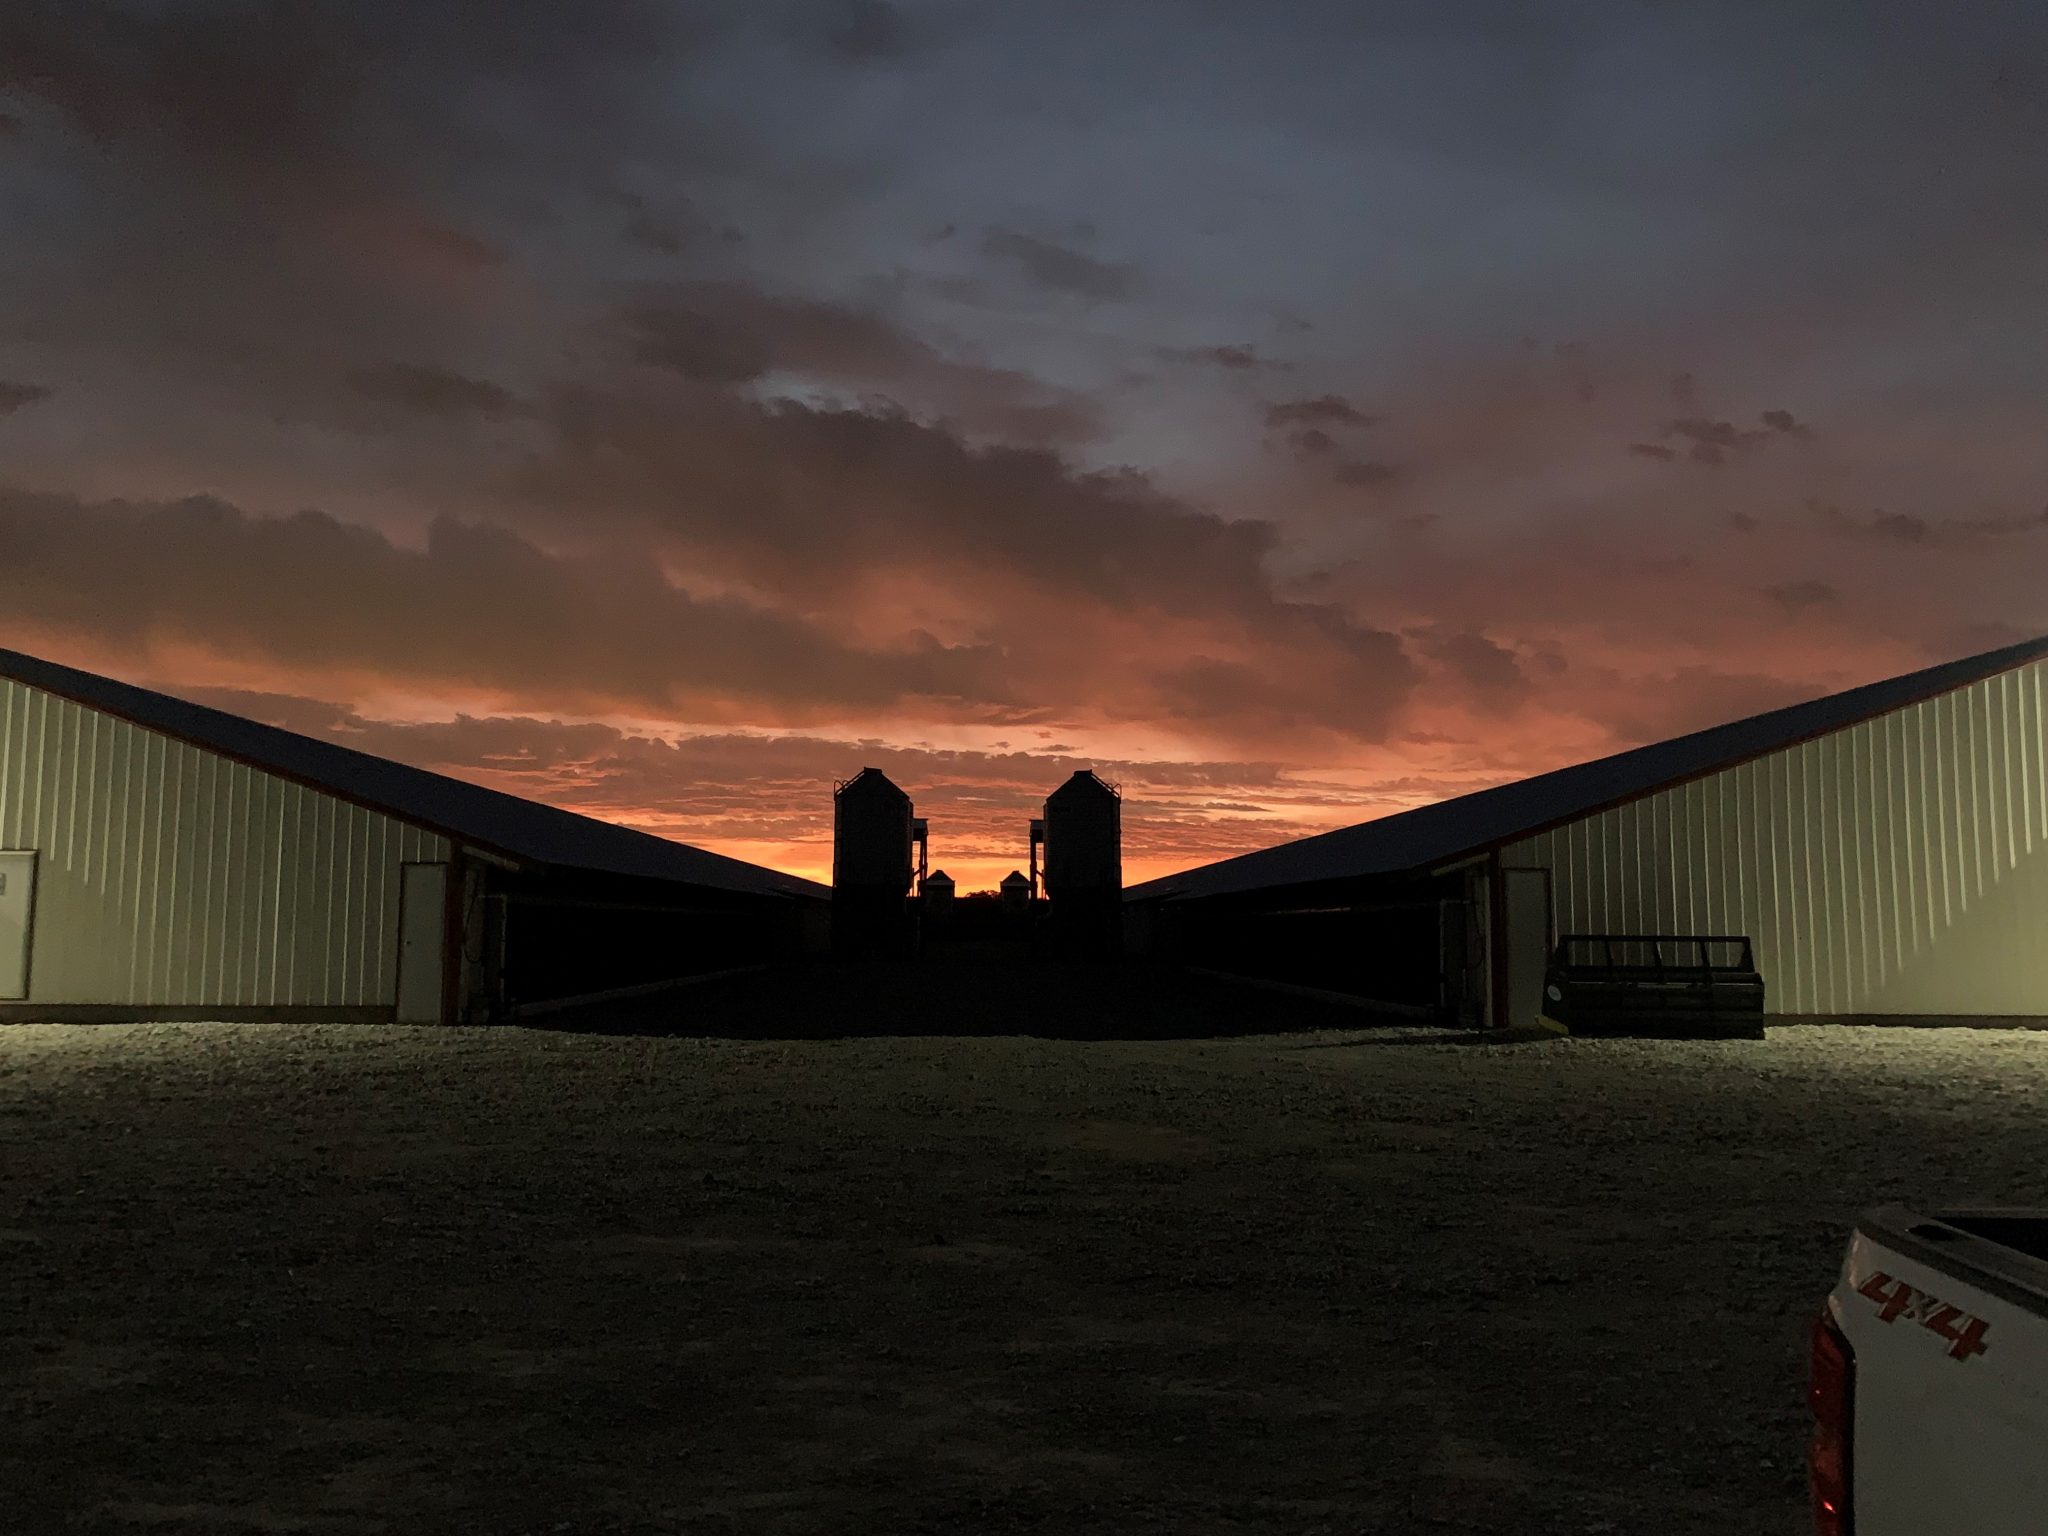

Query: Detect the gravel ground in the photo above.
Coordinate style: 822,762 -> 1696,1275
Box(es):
5,963 -> 2048,1535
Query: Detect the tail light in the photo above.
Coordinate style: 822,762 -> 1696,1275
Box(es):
1808,1308 -> 1855,1535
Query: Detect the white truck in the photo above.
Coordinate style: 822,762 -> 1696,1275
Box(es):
1810,1208 -> 2048,1534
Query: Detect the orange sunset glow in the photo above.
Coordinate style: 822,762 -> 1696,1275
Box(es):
2,2 -> 2042,891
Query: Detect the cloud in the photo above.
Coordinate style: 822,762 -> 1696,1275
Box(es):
1663,416 -> 1771,465
1812,501 -> 2048,547
1760,408 -> 1814,439
1,421 -> 1425,749
1422,629 -> 1528,702
512,383 -> 1424,740
0,110 -> 23,139
1,0 -> 698,179
1162,343 -> 1290,373
0,485 -> 1008,719
1334,460 -> 1400,488
1656,411 -> 1810,464
1604,666 -> 1820,744
617,280 -> 1099,441
609,192 -> 739,258
808,0 -> 921,61
1627,442 -> 1676,461
979,228 -> 1139,300
1283,428 -> 1336,457
623,211 -> 687,256
1265,395 -> 1378,430
524,386 -> 1304,618
0,0 -> 750,448
0,382 -> 52,415
1764,579 -> 1838,610
345,362 -> 524,420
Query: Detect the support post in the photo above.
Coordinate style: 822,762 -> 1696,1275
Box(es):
1486,847 -> 1509,1032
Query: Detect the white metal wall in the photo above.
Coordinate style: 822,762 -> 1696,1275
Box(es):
0,678 -> 446,1007
1505,660 -> 2048,1016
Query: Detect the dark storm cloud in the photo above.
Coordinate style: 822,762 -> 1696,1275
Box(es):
7,0 -> 2041,806
1,0 -> 361,173
0,0 -> 753,433
345,362 -> 524,420
618,281 -> 1099,441
508,382 -> 1422,741
1423,630 -> 1529,702
0,486 -> 1006,716
0,382 -> 51,415
623,282 -> 925,386
1628,442 -> 1677,461
1265,396 -> 1377,431
808,0 -> 922,61
0,0 -> 699,174
980,229 -> 1140,300
525,386 -> 1275,619
0,110 -> 24,138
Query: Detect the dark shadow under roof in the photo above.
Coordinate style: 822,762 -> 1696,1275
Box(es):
0,647 -> 827,901
1128,633 -> 2048,904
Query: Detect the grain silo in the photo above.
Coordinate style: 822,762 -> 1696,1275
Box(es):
1040,770 -> 1122,956
999,870 -> 1033,913
832,768 -> 917,956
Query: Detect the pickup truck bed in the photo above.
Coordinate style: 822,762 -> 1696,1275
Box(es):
1815,1207 -> 2048,1535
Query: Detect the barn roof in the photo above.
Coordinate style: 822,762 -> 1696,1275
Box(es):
1128,632 -> 2048,904
0,646 -> 827,901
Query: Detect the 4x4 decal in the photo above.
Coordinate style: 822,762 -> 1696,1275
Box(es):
1857,1271 -> 1991,1361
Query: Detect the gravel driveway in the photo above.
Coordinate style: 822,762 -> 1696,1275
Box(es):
4,964 -> 2045,1534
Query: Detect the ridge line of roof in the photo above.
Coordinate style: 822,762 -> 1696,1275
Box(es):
1127,632 -> 2048,904
0,645 -> 828,901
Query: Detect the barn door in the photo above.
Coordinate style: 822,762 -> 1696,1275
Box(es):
1500,866 -> 1554,1030
395,861 -> 450,1024
0,850 -> 37,1000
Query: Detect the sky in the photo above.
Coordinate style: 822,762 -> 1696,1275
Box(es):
2,1 -> 2046,891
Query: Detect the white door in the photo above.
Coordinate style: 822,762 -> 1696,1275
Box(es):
0,850 -> 35,1000
395,862 -> 449,1024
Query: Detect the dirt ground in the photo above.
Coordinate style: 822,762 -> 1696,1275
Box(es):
5,962 -> 2048,1535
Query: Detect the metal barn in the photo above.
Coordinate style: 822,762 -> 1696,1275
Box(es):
0,648 -> 828,1025
1126,635 -> 2048,1030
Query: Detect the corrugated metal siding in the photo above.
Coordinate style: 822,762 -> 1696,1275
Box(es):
0,678 -> 446,1006
1506,660 -> 2048,1015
